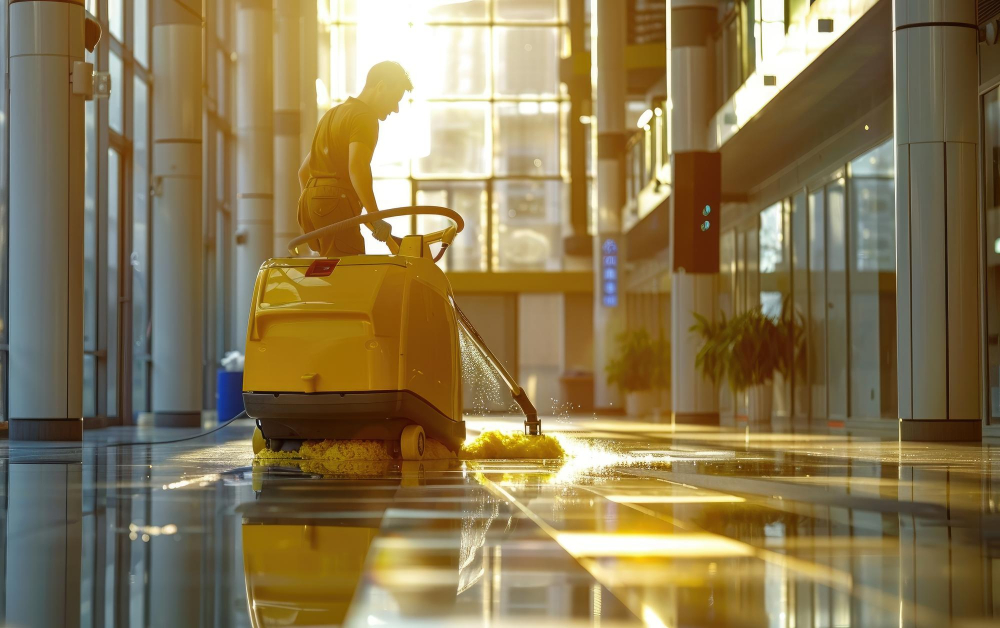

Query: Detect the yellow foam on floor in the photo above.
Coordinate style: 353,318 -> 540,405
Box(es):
460,430 -> 565,460
253,430 -> 563,463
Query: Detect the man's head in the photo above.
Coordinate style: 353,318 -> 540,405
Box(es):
361,61 -> 413,121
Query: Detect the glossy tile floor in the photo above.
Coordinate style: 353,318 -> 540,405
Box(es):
1,417 -> 998,627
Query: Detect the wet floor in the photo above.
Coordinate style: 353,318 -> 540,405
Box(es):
1,417 -> 998,627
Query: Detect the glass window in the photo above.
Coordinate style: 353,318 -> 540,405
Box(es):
494,102 -> 560,176
109,51 -> 124,134
495,0 -> 559,22
132,77 -> 150,413
985,87 -> 1000,423
107,148 -> 121,416
422,0 -> 489,21
410,26 -> 489,97
760,201 -> 790,417
720,230 -> 736,414
790,191 -> 809,418
759,202 -> 785,317
417,181 -> 487,271
412,102 -> 491,177
84,100 -> 98,354
826,179 -> 848,419
518,294 -> 564,414
494,27 -> 560,97
495,180 -> 563,271
848,141 -> 896,419
808,189 -> 827,419
109,0 -> 124,41
135,0 -> 149,67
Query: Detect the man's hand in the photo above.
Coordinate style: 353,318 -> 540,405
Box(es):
370,219 -> 392,243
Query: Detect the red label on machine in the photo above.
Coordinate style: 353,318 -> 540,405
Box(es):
305,259 -> 339,277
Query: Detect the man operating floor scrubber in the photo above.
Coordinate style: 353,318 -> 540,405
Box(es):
296,60 -> 410,256
243,61 -> 541,461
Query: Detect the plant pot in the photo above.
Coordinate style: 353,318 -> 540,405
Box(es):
625,390 -> 657,418
748,382 -> 773,424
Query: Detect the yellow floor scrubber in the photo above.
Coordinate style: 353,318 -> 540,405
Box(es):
243,206 -> 542,460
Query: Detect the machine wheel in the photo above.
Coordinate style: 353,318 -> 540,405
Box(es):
400,425 -> 425,461
252,427 -> 266,455
267,438 -> 284,452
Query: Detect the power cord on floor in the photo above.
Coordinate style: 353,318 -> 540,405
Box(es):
6,411 -> 249,450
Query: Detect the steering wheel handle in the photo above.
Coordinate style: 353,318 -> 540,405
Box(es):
287,205 -> 464,256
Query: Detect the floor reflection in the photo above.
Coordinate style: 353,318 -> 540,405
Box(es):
0,418 -> 996,627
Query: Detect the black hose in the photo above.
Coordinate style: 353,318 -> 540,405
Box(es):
5,411 -> 249,450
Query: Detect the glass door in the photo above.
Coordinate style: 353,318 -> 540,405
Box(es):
825,179 -> 849,420
808,188 -> 827,420
983,86 -> 1000,424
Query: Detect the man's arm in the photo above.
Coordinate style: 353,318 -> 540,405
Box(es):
298,152 -> 311,192
347,142 -> 378,214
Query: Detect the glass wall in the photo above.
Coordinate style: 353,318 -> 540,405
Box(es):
847,142 -> 896,419
726,138 -> 897,422
80,0 -> 151,422
983,87 -> 1000,425
318,0 -> 569,271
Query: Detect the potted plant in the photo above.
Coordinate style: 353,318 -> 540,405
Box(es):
691,308 -> 785,423
606,329 -> 668,417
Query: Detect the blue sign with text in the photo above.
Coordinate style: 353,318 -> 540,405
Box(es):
601,238 -> 619,307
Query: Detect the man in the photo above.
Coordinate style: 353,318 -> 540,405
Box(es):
297,61 -> 412,256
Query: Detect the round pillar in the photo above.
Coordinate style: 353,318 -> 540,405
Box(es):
893,0 -> 981,441
151,1 -> 204,427
234,0 -> 274,349
592,0 -> 627,410
8,0 -> 89,440
669,0 -> 719,425
6,460 -> 83,627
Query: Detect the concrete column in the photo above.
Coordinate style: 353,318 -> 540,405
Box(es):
235,0 -> 274,348
669,0 -> 719,424
274,0 -> 301,255
592,0 -> 627,410
151,1 -> 204,427
299,0 -> 318,161
893,0 -> 981,441
6,461 -> 82,627
8,0 -> 93,440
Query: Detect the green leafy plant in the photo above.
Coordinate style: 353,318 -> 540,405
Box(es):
605,329 -> 670,393
690,307 -> 790,393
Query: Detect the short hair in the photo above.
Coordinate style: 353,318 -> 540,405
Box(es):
364,61 -> 413,93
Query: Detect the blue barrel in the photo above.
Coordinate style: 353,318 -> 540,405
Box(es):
216,370 -> 245,422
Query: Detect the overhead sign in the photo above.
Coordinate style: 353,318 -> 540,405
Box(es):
601,238 -> 619,307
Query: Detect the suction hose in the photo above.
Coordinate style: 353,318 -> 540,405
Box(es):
453,301 -> 542,436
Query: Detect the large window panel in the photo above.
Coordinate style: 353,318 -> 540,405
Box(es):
790,190 -> 809,418
423,0 -> 489,21
495,180 -> 563,271
132,77 -> 151,413
108,51 -> 124,134
848,141 -> 896,419
494,27 -> 560,97
411,26 -> 489,97
808,189 -> 827,420
134,0 -> 149,67
494,102 -> 560,176
108,0 -> 124,41
759,201 -> 790,417
416,181 -> 487,271
495,0 -> 560,22
107,148 -> 122,416
826,180 -> 848,420
412,102 -> 491,177
985,87 -> 1000,423
84,95 -> 98,416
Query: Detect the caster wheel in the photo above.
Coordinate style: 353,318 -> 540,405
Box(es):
267,439 -> 284,452
400,425 -> 425,461
252,427 -> 266,455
